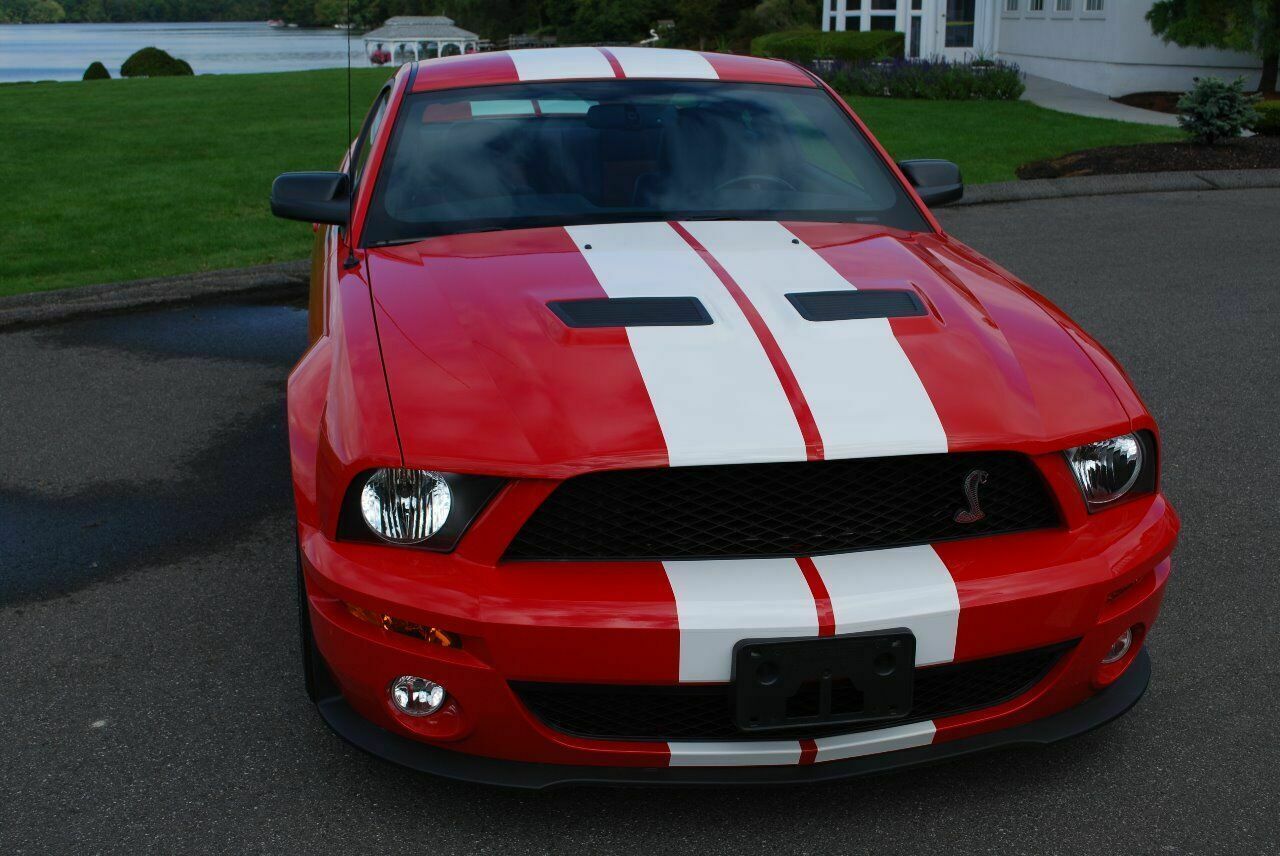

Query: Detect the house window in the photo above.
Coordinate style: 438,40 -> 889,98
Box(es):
846,13 -> 863,30
1055,0 -> 1071,11
945,0 -> 976,47
1085,0 -> 1103,9
1029,0 -> 1044,10
871,0 -> 896,8
1005,0 -> 1018,10
870,16 -> 896,29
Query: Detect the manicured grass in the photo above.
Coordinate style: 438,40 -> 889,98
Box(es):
846,97 -> 1183,185
1,71 -> 1183,296
1,69 -> 390,297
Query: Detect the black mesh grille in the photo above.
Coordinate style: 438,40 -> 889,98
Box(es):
512,643 -> 1072,741
504,452 -> 1059,561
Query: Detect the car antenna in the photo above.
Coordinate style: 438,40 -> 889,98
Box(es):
343,0 -> 359,271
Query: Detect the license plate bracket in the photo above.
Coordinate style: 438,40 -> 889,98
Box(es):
732,629 -> 916,733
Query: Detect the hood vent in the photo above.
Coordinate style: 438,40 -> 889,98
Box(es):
548,297 -> 712,328
786,289 -> 926,322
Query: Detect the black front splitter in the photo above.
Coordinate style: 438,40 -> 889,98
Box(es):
315,648 -> 1150,790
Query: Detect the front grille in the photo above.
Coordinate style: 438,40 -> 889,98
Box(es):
512,643 -> 1073,742
504,452 -> 1059,561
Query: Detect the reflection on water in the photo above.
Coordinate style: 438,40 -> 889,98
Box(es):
0,21 -> 373,82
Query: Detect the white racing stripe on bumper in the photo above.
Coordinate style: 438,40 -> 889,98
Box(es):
606,47 -> 718,79
663,558 -> 818,683
668,741 -> 803,767
813,545 -> 960,666
677,220 -> 947,460
567,222 -> 807,467
813,721 -> 937,763
507,47 -> 616,80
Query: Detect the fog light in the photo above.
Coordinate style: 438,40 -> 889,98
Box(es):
389,676 -> 446,717
1102,628 -> 1134,664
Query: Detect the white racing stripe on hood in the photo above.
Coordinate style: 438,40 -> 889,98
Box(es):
813,545 -> 960,666
566,222 -> 806,467
663,558 -> 818,683
678,220 -> 947,460
507,47 -> 616,81
606,47 -> 718,79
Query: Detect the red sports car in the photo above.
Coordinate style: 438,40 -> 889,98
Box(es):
271,48 -> 1178,787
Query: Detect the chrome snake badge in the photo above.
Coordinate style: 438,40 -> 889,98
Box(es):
954,469 -> 990,524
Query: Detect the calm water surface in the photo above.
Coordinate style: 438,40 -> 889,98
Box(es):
0,21 -> 372,82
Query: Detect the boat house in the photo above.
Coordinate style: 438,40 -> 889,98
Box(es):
362,16 -> 481,65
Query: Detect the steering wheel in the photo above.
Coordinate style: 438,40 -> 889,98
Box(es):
713,174 -> 797,192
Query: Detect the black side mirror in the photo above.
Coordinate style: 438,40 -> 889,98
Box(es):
270,171 -> 351,225
897,159 -> 964,207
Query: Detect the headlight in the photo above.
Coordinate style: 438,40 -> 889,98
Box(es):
360,469 -> 452,543
1064,432 -> 1153,510
339,469 -> 505,550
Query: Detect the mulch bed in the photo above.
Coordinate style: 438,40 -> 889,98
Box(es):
1115,90 -> 1280,114
1016,135 -> 1280,179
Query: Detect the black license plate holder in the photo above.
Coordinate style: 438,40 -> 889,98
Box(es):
732,629 -> 916,733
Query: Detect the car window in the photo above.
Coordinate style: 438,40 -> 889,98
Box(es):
351,90 -> 390,187
363,80 -> 927,245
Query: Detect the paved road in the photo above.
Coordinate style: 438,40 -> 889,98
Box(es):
2,189 -> 1277,855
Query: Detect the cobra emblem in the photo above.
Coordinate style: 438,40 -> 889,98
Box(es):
953,469 -> 990,524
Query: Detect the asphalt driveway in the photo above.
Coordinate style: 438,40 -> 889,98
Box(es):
1,189 -> 1277,854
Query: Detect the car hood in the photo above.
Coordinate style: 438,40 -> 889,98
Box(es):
366,220 -> 1133,478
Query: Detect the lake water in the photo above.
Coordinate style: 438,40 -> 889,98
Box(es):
0,21 -> 372,83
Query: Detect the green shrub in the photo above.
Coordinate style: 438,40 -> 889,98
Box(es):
82,61 -> 110,81
751,29 -> 904,64
1255,102 -> 1280,136
827,58 -> 1024,101
120,47 -> 194,78
1176,76 -> 1260,144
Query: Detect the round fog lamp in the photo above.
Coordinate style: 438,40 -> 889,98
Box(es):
389,676 -> 446,717
360,469 -> 452,544
1101,628 -> 1134,664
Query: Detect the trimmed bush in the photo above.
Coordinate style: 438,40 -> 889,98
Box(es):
825,57 -> 1025,101
751,29 -> 904,64
121,47 -> 194,78
1176,76 -> 1260,144
82,61 -> 110,81
1255,101 -> 1280,136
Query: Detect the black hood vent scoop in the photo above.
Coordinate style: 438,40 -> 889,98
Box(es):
548,297 -> 712,328
786,289 -> 926,322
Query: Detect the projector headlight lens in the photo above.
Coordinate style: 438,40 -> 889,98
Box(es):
360,468 -> 452,544
1064,433 -> 1145,509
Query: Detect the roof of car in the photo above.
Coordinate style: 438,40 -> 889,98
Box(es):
408,47 -> 817,93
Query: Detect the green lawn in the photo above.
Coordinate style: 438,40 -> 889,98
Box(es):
847,97 -> 1182,184
0,70 -> 1183,296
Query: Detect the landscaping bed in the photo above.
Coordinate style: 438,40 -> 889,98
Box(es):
1115,90 -> 1280,114
1017,135 -> 1280,179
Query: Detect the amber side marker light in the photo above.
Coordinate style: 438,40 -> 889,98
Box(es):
344,602 -> 461,648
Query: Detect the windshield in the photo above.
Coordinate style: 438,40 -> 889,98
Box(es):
363,80 -> 928,245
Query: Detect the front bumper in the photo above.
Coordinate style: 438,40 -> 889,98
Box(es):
299,492 -> 1177,781
315,647 -> 1151,789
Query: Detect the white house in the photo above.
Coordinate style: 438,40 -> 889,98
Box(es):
820,1 -> 1262,96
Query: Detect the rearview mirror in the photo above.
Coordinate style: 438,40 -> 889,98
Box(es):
270,171 -> 351,225
897,159 -> 964,207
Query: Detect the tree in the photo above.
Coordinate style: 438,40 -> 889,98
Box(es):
28,0 -> 66,21
1147,0 -> 1280,93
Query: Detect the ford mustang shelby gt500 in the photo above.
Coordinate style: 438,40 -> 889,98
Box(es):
271,48 -> 1178,787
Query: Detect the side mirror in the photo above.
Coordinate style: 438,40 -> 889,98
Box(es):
897,159 -> 964,207
270,171 -> 351,225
